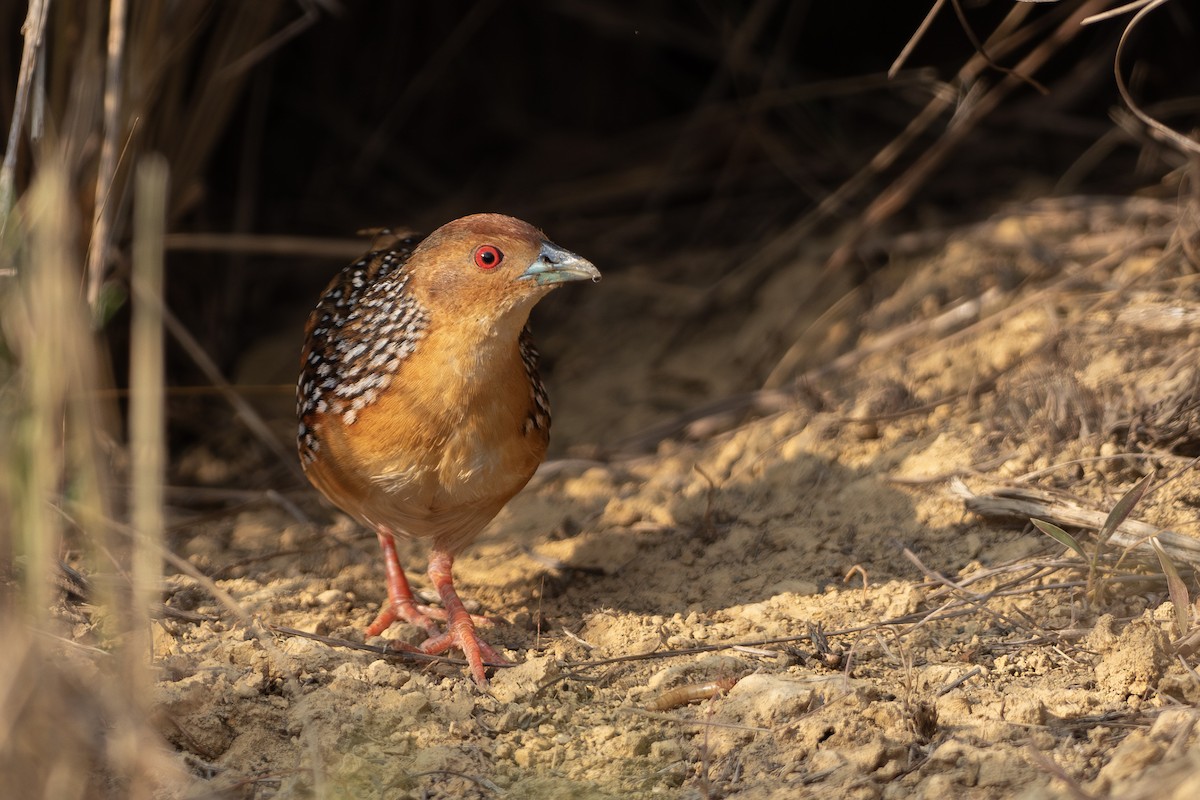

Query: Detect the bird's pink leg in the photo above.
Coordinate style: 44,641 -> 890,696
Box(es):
365,531 -> 441,637
419,549 -> 510,686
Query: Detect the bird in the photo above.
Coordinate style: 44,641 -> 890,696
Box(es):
297,213 -> 599,686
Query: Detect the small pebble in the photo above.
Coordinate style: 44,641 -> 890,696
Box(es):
316,588 -> 344,605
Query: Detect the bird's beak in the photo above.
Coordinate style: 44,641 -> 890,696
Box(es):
519,241 -> 601,286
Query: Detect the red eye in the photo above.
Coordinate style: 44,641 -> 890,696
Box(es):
474,245 -> 503,270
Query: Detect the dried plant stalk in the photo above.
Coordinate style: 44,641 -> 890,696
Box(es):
20,160 -> 75,625
127,154 -> 167,704
86,0 -> 127,308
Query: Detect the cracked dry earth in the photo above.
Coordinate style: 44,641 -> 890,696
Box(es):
143,197 -> 1200,798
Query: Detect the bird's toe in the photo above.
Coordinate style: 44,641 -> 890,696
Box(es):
421,623 -> 511,687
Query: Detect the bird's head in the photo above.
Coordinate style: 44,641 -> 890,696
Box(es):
407,213 -> 599,334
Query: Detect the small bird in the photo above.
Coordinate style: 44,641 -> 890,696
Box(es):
297,214 -> 599,685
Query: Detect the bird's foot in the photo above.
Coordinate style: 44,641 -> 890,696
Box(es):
422,549 -> 510,686
365,598 -> 442,638
369,544 -> 509,686
365,598 -> 497,637
367,530 -> 446,637
374,616 -> 509,687
420,619 -> 511,687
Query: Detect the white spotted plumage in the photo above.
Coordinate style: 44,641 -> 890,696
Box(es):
519,328 -> 550,435
297,243 -> 429,463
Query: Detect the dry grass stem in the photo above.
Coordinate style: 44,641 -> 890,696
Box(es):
86,0 -> 127,309
0,0 -> 49,238
954,478 -> 1200,569
128,154 -> 167,702
1112,0 -> 1200,157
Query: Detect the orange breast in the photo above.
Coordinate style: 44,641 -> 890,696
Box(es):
302,325 -> 548,553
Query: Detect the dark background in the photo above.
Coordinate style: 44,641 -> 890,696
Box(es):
4,0 -> 1198,459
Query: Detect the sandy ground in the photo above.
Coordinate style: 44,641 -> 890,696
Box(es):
115,197 -> 1200,798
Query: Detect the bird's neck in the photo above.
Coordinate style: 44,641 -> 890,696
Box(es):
437,308 -> 532,392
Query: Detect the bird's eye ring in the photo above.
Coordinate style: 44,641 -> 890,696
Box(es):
474,245 -> 504,270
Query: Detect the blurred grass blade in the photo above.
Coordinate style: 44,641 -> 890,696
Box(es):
1151,537 -> 1190,640
1089,472 -> 1153,605
115,153 -> 169,800
22,160 -> 75,625
1098,472 -> 1153,546
129,154 -> 167,665
1031,518 -> 1087,559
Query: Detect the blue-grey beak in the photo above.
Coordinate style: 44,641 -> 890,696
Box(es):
519,241 -> 601,286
